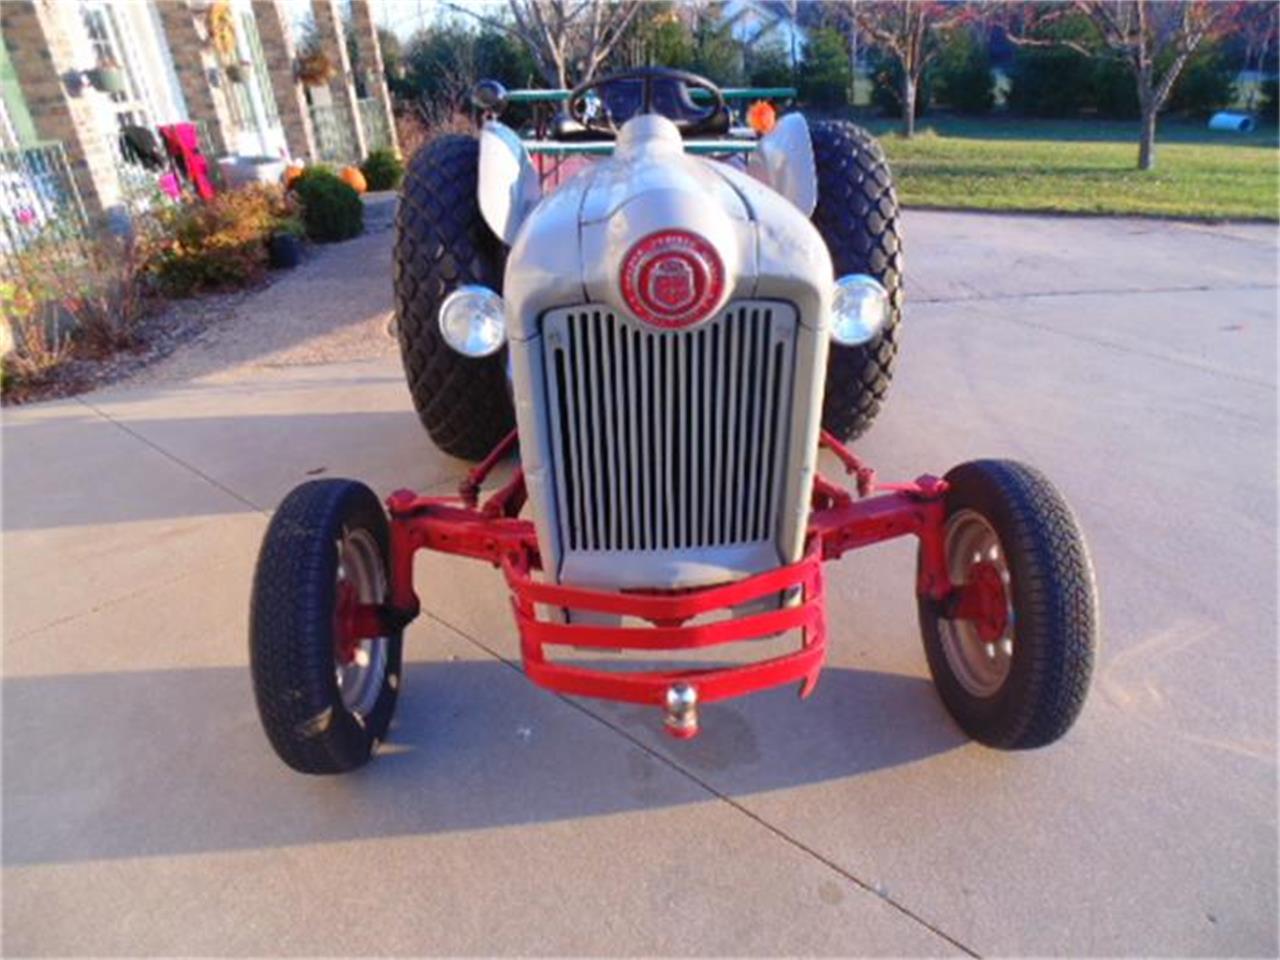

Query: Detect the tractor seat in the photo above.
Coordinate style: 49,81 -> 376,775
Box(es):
551,111 -> 602,141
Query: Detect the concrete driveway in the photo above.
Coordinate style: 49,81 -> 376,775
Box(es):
2,210 -> 1276,956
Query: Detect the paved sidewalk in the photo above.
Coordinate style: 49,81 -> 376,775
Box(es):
2,211 -> 1276,956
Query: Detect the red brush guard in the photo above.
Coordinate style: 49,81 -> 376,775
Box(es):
367,430 -> 996,739
504,544 -> 826,738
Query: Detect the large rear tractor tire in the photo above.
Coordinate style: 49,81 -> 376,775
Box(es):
394,135 -> 514,461
809,120 -> 904,442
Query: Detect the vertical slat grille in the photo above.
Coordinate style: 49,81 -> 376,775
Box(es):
544,302 -> 797,554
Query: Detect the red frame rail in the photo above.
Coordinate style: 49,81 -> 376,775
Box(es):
359,429 -> 999,737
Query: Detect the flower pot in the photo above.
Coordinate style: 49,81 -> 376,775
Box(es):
89,66 -> 126,95
269,233 -> 303,270
295,53 -> 333,87
216,154 -> 286,187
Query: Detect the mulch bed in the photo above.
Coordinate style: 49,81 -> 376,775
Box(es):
2,286 -> 255,406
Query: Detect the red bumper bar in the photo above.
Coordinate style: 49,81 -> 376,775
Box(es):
377,434 -> 954,737
504,545 -> 827,718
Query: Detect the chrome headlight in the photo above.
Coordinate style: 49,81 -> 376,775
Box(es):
439,285 -> 506,358
830,274 -> 890,347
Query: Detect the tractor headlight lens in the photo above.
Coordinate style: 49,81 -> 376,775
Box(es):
439,285 -> 506,358
831,274 -> 889,347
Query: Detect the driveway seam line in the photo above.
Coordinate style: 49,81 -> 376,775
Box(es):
6,557 -> 242,644
422,609 -> 982,958
972,314 -> 1276,389
917,282 -> 1276,305
73,396 -> 264,513
1169,223 -> 1279,248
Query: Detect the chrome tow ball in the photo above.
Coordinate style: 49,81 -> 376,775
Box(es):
664,683 -> 699,739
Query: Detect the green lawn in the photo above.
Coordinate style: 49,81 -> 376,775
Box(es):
856,116 -> 1280,221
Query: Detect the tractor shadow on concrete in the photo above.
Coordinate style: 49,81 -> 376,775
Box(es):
2,659 -> 964,866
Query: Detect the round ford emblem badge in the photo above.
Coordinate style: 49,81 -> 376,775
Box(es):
620,230 -> 725,329
649,256 -> 697,312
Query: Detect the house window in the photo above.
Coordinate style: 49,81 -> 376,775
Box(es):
228,67 -> 254,131
1,41 -> 39,148
240,11 -> 279,126
80,1 -> 152,129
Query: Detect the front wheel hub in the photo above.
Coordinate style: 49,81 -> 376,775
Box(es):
334,580 -> 362,665
937,509 -> 1015,698
332,531 -> 390,717
950,561 -> 1009,645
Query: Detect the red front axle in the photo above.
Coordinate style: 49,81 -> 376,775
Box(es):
346,430 -> 994,738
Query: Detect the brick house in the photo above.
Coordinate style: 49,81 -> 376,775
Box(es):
1,0 -> 397,228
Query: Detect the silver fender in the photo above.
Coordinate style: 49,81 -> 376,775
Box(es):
747,112 -> 817,217
478,121 -> 541,246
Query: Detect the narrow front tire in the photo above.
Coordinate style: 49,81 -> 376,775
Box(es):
918,460 -> 1098,749
250,479 -> 403,774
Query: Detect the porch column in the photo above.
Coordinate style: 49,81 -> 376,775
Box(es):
251,0 -> 316,163
310,0 -> 366,162
349,0 -> 398,154
155,0 -> 237,157
0,0 -> 121,220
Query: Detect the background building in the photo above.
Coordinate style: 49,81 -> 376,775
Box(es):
1,0 -> 397,235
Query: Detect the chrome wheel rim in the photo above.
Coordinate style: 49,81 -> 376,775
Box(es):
938,509 -> 1015,698
334,528 -> 389,718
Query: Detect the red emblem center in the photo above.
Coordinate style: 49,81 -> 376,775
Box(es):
649,256 -> 696,311
621,230 -> 725,329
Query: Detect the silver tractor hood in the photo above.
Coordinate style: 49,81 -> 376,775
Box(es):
502,113 -> 834,592
504,114 -> 832,342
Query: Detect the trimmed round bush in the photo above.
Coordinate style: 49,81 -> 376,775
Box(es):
293,169 -> 363,243
870,54 -> 931,119
933,29 -> 994,115
1166,42 -> 1235,119
361,148 -> 405,191
151,183 -> 291,295
1261,78 -> 1279,117
1093,57 -> 1139,119
1009,46 -> 1094,117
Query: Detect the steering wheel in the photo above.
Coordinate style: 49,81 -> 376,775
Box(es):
566,67 -> 728,138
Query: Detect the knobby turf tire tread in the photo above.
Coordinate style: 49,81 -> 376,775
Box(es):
809,120 -> 904,441
394,135 -> 514,461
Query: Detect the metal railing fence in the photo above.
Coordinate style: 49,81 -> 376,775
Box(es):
112,118 -> 219,211
358,99 -> 391,153
310,103 -> 357,166
0,141 -> 90,280
2,118 -> 219,273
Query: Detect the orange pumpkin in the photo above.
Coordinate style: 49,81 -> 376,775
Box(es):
340,165 -> 367,194
747,99 -> 777,136
282,164 -> 305,189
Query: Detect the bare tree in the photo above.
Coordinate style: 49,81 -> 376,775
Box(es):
846,1 -> 967,137
1009,1 -> 1234,170
848,2 -> 857,106
763,0 -> 860,105
416,34 -> 478,127
1234,1 -> 1279,111
450,0 -> 644,88
784,0 -> 799,81
758,0 -> 841,85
